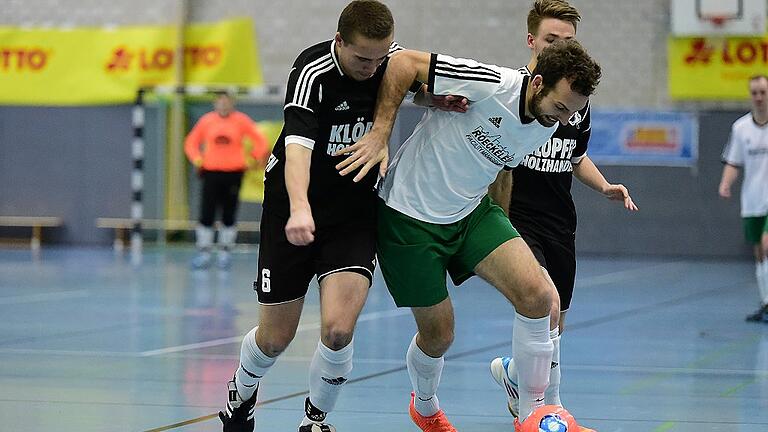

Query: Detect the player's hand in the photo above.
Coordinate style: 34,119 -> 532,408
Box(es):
285,207 -> 315,246
333,129 -> 389,182
718,183 -> 732,199
603,183 -> 638,211
431,94 -> 469,113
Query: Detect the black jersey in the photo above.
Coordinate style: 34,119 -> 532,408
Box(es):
263,40 -> 402,227
508,66 -> 591,239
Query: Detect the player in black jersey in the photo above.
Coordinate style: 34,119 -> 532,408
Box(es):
218,2 -> 466,432
487,0 -> 638,421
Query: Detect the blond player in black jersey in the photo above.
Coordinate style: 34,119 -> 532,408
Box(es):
487,0 -> 637,422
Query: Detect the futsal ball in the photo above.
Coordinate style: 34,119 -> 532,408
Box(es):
519,405 -> 579,432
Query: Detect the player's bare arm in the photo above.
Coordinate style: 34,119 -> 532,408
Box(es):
413,83 -> 469,113
573,156 -> 638,211
718,163 -> 740,199
333,50 -> 432,181
284,143 -> 316,245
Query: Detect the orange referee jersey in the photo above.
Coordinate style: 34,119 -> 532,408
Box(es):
184,111 -> 269,172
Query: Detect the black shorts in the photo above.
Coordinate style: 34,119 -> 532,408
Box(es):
516,226 -> 576,312
254,210 -> 377,304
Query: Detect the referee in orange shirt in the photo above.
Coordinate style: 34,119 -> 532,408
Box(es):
184,91 -> 269,269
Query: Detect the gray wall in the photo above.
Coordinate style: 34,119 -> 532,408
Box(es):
572,111 -> 749,257
0,0 -> 729,110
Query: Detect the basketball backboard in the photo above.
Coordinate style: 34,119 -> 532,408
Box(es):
671,0 -> 766,36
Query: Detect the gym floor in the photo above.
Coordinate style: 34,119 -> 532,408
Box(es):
0,246 -> 766,431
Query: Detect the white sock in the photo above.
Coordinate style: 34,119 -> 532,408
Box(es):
236,327 -> 276,401
544,328 -> 562,406
305,339 -> 354,417
759,260 -> 768,305
195,225 -> 214,250
513,312 -> 553,422
407,334 -> 443,417
218,226 -> 237,251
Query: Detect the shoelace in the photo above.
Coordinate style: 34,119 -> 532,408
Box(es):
421,411 -> 455,432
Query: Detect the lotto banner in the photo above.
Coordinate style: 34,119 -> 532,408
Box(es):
588,111 -> 698,167
668,34 -> 768,100
239,120 -> 284,203
0,18 -> 262,105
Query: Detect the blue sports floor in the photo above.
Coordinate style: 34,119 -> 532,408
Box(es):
0,246 -> 766,431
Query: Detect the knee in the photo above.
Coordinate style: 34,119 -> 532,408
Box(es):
418,325 -> 454,356
517,277 -> 553,318
256,329 -> 296,357
321,326 -> 355,351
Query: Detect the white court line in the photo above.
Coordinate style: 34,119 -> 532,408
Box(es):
1,347 -> 764,379
576,262 -> 684,287
0,289 -> 90,306
0,309 -> 410,358
0,348 -> 134,357
138,308 -> 410,357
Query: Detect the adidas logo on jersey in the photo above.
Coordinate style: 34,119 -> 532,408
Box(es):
335,101 -> 350,111
488,116 -> 502,128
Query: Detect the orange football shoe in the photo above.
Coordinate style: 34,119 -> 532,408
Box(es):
408,392 -> 457,432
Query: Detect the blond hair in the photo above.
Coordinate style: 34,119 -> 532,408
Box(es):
527,0 -> 581,35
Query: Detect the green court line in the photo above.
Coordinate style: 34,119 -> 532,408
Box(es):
620,334 -> 761,395
720,377 -> 759,397
651,421 -> 677,431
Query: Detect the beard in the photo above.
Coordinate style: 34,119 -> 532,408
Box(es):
529,90 -> 557,127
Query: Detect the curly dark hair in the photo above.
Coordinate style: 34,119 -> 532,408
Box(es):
531,39 -> 601,97
338,0 -> 394,43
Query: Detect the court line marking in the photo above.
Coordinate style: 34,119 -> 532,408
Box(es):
138,308 -> 410,357
619,334 -> 762,395
2,348 -> 765,378
574,261 -> 687,287
651,421 -> 677,432
142,277 -> 747,432
0,289 -> 90,305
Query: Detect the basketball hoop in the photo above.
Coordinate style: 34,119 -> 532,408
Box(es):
705,14 -> 729,27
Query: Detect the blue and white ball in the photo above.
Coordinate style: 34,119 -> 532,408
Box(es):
539,413 -> 569,432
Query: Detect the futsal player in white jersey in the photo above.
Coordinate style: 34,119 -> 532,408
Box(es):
487,0 -> 637,421
719,74 -> 768,323
336,39 -> 601,431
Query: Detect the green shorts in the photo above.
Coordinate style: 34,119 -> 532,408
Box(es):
377,195 -> 519,307
743,216 -> 768,244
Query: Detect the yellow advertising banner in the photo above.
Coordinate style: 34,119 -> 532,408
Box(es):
0,18 -> 262,105
240,120 -> 283,203
669,34 -> 768,100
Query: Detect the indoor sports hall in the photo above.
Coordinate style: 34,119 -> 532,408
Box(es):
1,1 -> 766,431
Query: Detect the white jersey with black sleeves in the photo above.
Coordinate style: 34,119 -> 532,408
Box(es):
379,53 -> 557,224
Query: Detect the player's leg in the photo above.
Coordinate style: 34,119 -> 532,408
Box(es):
540,235 -> 576,407
216,171 -> 244,269
475,239 -> 554,422
744,216 -> 768,321
408,300 -> 455,419
299,221 -> 376,431
451,197 -> 554,422
219,210 -> 315,431
192,171 -> 217,269
376,200 -> 458,432
760,217 -> 768,319
489,233 -> 561,417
